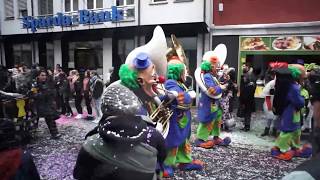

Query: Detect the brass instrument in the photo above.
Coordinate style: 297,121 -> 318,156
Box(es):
149,95 -> 174,138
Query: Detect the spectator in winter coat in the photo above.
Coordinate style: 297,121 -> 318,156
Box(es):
83,70 -> 94,120
238,63 -> 257,132
68,70 -> 84,119
31,70 -> 61,139
90,70 -> 104,122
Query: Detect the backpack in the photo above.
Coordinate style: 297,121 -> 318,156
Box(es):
92,78 -> 104,99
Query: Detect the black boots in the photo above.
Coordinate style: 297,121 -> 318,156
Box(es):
261,127 -> 278,137
261,127 -> 270,136
271,128 -> 278,137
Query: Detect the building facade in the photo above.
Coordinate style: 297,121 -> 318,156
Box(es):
210,0 -> 320,84
0,0 -> 212,82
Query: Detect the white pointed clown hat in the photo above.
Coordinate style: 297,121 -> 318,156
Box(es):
202,44 -> 227,68
125,26 -> 168,76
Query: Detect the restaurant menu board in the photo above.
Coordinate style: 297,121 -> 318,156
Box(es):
240,37 -> 270,51
240,36 -> 320,51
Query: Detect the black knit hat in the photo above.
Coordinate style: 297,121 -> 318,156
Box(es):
98,115 -> 148,148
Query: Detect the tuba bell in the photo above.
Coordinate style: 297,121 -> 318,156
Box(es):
194,44 -> 227,99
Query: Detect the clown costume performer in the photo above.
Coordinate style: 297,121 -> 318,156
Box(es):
194,44 -> 231,149
162,35 -> 203,177
75,26 -> 169,180
271,66 -> 312,161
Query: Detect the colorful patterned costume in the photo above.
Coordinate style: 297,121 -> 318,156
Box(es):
271,66 -> 312,161
194,46 -> 231,149
162,41 -> 203,177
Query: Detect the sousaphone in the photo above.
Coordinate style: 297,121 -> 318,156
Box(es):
194,44 -> 227,99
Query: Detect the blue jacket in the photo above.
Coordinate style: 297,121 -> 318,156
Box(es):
197,73 -> 222,123
164,80 -> 192,148
279,83 -> 304,132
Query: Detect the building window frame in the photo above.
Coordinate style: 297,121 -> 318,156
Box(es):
173,0 -> 193,3
114,0 -> 135,6
4,0 -> 15,20
149,0 -> 168,5
65,0 -> 79,12
38,0 -> 53,16
18,0 -> 28,18
114,0 -> 135,19
87,0 -> 103,10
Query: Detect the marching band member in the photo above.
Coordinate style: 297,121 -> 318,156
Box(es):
162,36 -> 203,178
194,45 -> 231,149
271,65 -> 312,161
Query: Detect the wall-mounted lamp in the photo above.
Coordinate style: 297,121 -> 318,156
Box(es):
218,2 -> 224,12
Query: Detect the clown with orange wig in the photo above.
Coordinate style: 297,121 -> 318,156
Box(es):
194,44 -> 231,149
161,35 -> 204,178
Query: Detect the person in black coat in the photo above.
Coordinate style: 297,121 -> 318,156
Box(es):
73,115 -> 166,180
31,70 -> 61,139
239,63 -> 257,131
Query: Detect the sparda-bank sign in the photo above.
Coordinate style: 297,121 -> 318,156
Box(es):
22,6 -> 123,32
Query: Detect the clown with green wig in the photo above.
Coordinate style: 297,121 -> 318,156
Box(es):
194,44 -> 231,149
162,35 -> 204,177
79,26 -> 170,179
271,64 -> 312,161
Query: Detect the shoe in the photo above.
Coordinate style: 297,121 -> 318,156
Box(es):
213,137 -> 231,146
271,128 -> 278,137
178,159 -> 204,171
271,147 -> 294,161
162,165 -> 174,178
86,115 -> 95,120
261,127 -> 270,137
271,146 -> 281,157
240,126 -> 250,132
65,113 -> 73,118
195,139 -> 215,149
293,144 -> 312,158
302,128 -> 310,133
75,114 -> 83,119
51,133 -> 62,139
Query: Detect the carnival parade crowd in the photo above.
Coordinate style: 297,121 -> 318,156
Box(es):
0,26 -> 320,180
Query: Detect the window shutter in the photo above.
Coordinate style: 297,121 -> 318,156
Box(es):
5,0 -> 14,18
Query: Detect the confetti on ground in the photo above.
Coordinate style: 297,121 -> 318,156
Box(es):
27,111 -> 309,180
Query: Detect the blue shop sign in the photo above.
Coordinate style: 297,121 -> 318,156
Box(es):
22,6 -> 123,33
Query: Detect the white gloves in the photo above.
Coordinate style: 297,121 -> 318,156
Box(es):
188,90 -> 196,99
167,91 -> 179,99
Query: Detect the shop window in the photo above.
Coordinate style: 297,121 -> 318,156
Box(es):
12,43 -> 32,68
65,0 -> 78,12
5,0 -> 14,19
87,0 -> 103,9
68,41 -> 103,69
118,39 -> 134,63
46,42 -> 54,69
18,0 -> 28,18
38,0 -> 53,15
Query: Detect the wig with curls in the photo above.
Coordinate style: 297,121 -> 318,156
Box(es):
119,64 -> 139,89
167,63 -> 185,81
